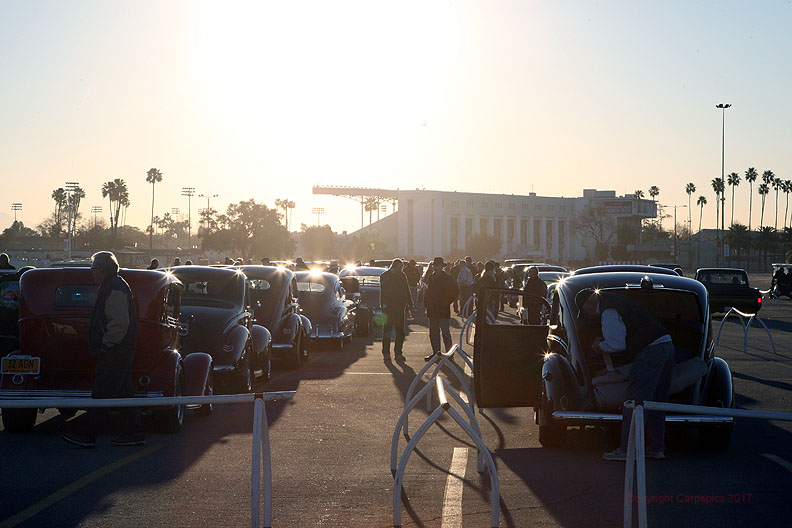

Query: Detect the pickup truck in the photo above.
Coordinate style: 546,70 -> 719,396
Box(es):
695,268 -> 762,314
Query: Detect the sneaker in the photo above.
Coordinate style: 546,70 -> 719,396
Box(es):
646,450 -> 666,460
111,433 -> 146,447
63,432 -> 96,449
602,448 -> 627,461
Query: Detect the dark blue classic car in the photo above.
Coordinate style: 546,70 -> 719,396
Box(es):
295,271 -> 360,349
236,266 -> 311,370
169,266 -> 272,392
474,270 -> 734,449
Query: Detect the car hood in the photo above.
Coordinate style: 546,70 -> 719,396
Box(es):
180,306 -> 239,354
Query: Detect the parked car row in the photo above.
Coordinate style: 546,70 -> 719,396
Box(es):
0,264 -> 373,434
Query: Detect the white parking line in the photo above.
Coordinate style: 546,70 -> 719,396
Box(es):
762,453 -> 792,473
441,447 -> 468,528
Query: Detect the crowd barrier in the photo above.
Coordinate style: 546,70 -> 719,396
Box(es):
0,392 -> 295,528
391,345 -> 500,527
623,400 -> 792,528
715,305 -> 777,355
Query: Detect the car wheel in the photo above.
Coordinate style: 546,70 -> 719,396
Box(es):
1,408 -> 37,433
154,365 -> 184,433
285,334 -> 302,370
356,309 -> 371,337
195,370 -> 214,416
538,396 -> 566,447
234,350 -> 253,393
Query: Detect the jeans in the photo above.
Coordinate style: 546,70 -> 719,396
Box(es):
429,318 -> 452,354
84,347 -> 142,440
619,340 -> 675,452
382,308 -> 406,355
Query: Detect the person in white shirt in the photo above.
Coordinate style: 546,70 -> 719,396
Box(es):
456,256 -> 475,317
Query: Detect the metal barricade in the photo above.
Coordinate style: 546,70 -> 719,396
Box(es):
715,305 -> 777,354
0,392 -> 295,528
391,370 -> 499,527
623,400 -> 792,528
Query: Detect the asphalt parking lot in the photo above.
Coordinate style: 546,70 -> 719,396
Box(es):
1,294 -> 791,527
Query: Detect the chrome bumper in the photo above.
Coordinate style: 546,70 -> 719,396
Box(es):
552,411 -> 734,424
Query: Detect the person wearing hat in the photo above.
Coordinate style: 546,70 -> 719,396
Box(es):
379,259 -> 414,361
522,266 -> 547,325
423,257 -> 459,362
576,288 -> 674,461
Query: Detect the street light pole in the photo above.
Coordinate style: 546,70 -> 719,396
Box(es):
91,206 -> 102,228
198,193 -> 218,230
11,203 -> 22,223
65,181 -> 80,260
716,103 -> 731,265
182,187 -> 195,252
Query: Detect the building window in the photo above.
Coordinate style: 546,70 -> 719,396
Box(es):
466,201 -> 474,208
480,217 -> 489,235
559,219 -> 566,254
546,218 -> 554,251
481,201 -> 488,209
493,218 -> 502,242
495,203 -> 503,209
465,217 -> 473,245
534,219 -> 541,247
451,200 -> 459,208
508,203 -> 515,209
520,219 -> 528,246
536,203 -> 542,210
507,218 -> 515,243
450,216 -> 459,251
522,203 -> 530,210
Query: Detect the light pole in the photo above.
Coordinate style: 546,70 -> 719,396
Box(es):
11,203 -> 22,223
91,206 -> 102,228
311,207 -> 324,226
182,187 -> 195,251
661,204 -> 688,263
716,103 -> 731,265
65,181 -> 80,260
199,193 -> 218,230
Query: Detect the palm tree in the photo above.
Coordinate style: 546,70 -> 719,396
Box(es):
772,177 -> 782,231
758,183 -> 770,228
727,223 -> 749,268
101,178 -> 129,238
711,178 -> 724,229
784,180 -> 792,230
67,186 -> 85,235
146,168 -> 163,250
364,197 -> 378,226
727,172 -> 740,225
756,226 -> 777,269
634,189 -> 644,199
745,167 -> 758,271
697,195 -> 707,265
51,188 -> 67,230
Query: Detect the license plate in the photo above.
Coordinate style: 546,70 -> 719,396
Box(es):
1,356 -> 40,375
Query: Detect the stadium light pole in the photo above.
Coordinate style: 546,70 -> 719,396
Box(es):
311,207 -> 324,226
716,103 -> 731,265
182,187 -> 195,251
11,203 -> 22,223
199,193 -> 218,230
91,206 -> 102,228
663,204 -> 688,264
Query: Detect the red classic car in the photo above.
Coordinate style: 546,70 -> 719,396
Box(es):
0,268 -> 213,433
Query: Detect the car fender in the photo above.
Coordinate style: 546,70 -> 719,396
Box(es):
145,348 -> 181,397
539,353 -> 580,424
216,325 -> 249,367
275,313 -> 301,345
702,356 -> 734,410
298,314 -> 312,339
182,352 -> 212,397
250,324 -> 271,356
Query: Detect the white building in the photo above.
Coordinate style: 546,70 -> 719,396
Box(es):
313,187 -> 657,264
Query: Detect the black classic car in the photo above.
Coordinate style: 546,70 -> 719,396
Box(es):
294,271 -> 361,349
474,270 -> 735,449
338,266 -> 385,328
169,266 -> 272,392
236,266 -> 311,370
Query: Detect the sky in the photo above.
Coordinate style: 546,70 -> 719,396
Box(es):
1,0 -> 791,235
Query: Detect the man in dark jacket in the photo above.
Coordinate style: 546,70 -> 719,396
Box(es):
577,289 -> 674,461
63,251 -> 144,448
423,257 -> 459,361
0,253 -> 14,270
380,259 -> 414,360
522,266 -> 547,324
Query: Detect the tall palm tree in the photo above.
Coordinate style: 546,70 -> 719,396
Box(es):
744,167 -> 758,271
364,197 -> 378,226
67,186 -> 85,235
146,168 -> 163,250
697,195 -> 707,265
101,180 -> 117,236
773,177 -> 782,231
784,180 -> 792,230
711,178 -> 724,230
758,183 -> 770,228
101,178 -> 129,238
51,188 -> 67,230
727,172 -> 740,225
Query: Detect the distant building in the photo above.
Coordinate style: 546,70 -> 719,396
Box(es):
313,187 -> 657,263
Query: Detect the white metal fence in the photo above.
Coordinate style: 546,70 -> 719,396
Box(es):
623,400 -> 792,528
0,392 -> 295,528
715,305 -> 776,354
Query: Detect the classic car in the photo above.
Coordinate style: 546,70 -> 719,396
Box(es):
339,266 -> 387,326
235,266 -> 311,370
295,271 -> 364,349
517,271 -> 569,324
0,268 -> 212,433
169,266 -> 272,391
695,267 -> 762,314
571,264 -> 679,276
474,271 -> 735,450
0,267 -> 33,356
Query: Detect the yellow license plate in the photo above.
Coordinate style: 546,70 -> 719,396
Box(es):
1,356 -> 40,375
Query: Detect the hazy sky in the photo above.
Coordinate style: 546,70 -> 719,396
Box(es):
1,0 -> 791,234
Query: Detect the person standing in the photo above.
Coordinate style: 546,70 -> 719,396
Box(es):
0,253 -> 15,270
379,259 -> 414,361
577,289 -> 674,461
522,266 -> 547,325
457,256 -> 474,317
63,251 -> 144,448
146,258 -> 159,270
404,259 -> 422,315
295,257 -> 309,270
423,257 -> 459,361
474,261 -> 499,317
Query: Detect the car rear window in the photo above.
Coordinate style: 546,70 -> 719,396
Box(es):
699,271 -> 747,286
55,284 -> 98,307
297,282 -> 326,293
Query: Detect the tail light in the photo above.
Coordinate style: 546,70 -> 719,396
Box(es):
758,297 -> 762,305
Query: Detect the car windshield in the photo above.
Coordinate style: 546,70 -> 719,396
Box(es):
177,274 -> 244,308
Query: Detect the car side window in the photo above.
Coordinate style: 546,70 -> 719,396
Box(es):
549,290 -> 561,326
165,284 -> 181,321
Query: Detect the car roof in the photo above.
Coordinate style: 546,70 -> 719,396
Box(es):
572,265 -> 679,276
696,267 -> 747,273
236,264 -> 294,280
560,271 -> 707,298
339,266 -> 387,276
294,270 -> 339,284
